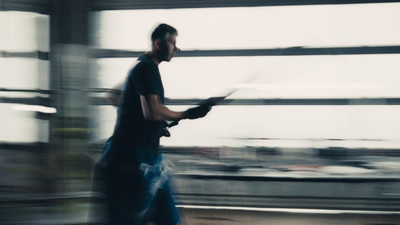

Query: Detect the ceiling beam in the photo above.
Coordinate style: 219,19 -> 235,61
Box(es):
0,0 -> 50,14
90,0 -> 400,11
2,0 -> 399,14
90,46 -> 400,58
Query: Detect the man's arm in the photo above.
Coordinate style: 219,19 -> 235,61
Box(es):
105,82 -> 123,107
140,94 -> 184,121
140,94 -> 212,121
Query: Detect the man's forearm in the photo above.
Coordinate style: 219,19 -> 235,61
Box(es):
140,95 -> 185,121
105,89 -> 122,106
149,104 -> 185,121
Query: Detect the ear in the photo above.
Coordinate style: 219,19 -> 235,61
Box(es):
154,39 -> 161,50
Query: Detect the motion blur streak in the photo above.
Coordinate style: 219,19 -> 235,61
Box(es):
1,1 -> 400,225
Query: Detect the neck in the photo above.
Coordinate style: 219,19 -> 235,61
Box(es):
146,51 -> 161,66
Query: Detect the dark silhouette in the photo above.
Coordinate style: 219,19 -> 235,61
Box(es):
97,24 -> 212,225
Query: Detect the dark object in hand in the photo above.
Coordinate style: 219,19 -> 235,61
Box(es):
161,127 -> 171,137
160,120 -> 179,137
184,103 -> 212,119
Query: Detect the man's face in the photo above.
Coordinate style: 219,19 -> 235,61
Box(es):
157,34 -> 178,62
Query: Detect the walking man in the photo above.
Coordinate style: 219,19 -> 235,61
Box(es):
100,23 -> 212,225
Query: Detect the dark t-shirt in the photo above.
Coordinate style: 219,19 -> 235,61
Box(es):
113,54 -> 165,152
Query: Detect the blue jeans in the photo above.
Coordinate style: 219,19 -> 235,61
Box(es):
101,138 -> 181,225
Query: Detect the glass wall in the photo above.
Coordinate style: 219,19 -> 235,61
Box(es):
89,3 -> 400,149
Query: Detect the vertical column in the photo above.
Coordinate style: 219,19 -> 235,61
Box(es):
49,0 -> 91,193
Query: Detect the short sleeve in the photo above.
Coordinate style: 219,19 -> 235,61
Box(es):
132,62 -> 161,96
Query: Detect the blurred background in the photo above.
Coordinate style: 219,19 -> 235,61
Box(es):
1,0 -> 400,224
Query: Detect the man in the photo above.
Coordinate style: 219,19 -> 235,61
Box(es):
99,24 -> 211,225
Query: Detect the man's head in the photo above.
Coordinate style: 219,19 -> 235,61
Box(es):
151,23 -> 179,63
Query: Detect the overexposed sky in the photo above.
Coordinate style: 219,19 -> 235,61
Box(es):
91,3 -> 400,50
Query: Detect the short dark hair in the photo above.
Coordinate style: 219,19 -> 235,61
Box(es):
151,23 -> 178,42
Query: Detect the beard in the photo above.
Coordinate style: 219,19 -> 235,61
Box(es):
156,41 -> 174,62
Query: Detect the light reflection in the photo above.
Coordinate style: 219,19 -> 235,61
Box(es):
12,104 -> 57,114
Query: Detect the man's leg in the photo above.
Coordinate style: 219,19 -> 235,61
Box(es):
152,181 -> 181,225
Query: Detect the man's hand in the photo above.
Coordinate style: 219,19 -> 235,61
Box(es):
183,103 -> 212,119
105,82 -> 124,107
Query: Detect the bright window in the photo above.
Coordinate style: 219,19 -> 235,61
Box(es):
0,11 -> 49,52
89,4 -> 400,149
0,12 -> 50,143
90,3 -> 400,50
